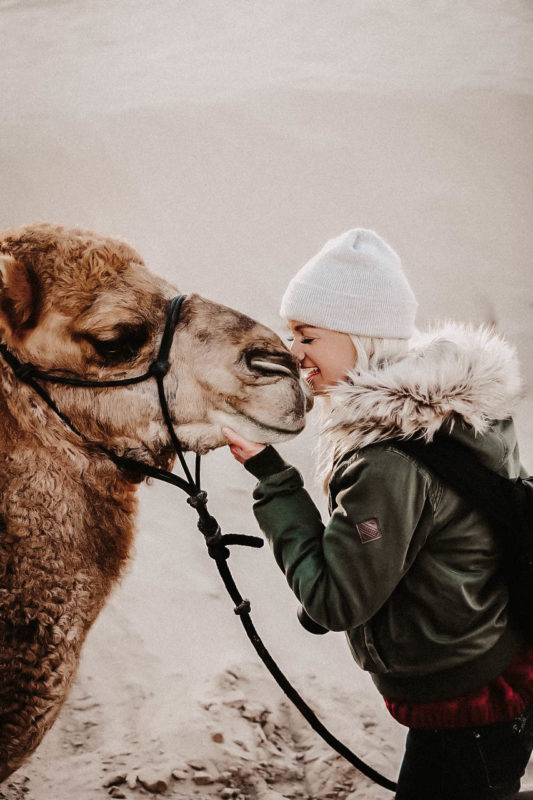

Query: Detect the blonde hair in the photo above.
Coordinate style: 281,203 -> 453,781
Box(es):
315,334 -> 409,490
348,334 -> 408,371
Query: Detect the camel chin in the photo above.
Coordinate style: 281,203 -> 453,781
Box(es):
209,409 -> 305,447
172,413 -> 305,456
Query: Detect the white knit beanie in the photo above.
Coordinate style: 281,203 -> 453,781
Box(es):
280,229 -> 418,339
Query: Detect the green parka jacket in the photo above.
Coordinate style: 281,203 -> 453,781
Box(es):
245,324 -> 528,703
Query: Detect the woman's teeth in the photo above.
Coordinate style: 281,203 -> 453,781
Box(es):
305,368 -> 321,383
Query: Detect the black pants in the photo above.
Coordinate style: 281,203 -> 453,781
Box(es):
396,706 -> 533,800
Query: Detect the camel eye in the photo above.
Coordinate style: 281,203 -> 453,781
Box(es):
94,337 -> 131,358
85,323 -> 150,364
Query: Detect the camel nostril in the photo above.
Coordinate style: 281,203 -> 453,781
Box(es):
249,357 -> 294,377
245,348 -> 299,379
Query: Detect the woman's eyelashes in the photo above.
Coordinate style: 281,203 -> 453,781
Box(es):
285,336 -> 314,345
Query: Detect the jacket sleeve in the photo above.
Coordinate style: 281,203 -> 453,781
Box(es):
245,445 -> 433,631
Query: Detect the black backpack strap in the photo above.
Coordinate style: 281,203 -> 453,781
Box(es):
389,434 -> 524,538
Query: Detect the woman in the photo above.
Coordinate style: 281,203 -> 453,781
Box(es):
223,229 -> 533,799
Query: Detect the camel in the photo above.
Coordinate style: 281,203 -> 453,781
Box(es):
0,222 -> 310,781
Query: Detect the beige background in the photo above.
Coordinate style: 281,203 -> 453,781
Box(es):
1,1 -> 532,798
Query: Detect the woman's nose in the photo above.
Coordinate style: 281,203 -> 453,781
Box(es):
290,342 -> 314,369
289,340 -> 305,363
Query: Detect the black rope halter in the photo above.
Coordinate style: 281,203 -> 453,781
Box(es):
0,294 -> 397,793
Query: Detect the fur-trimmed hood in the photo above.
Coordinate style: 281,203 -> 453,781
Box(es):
319,323 -> 522,466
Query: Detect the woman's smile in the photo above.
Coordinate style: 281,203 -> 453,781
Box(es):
304,367 -> 321,385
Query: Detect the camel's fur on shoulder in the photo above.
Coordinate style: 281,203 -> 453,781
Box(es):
0,223 -> 308,780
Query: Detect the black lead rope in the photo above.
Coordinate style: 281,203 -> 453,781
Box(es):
0,296 -> 397,794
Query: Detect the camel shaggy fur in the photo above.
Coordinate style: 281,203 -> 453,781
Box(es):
0,222 -> 309,781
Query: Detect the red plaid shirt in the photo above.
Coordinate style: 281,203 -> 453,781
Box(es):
385,647 -> 533,730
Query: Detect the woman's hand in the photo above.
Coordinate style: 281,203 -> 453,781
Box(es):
222,426 -> 266,464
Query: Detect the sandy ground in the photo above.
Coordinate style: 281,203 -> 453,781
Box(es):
0,1 -> 532,798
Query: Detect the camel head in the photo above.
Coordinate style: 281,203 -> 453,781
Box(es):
0,223 -> 311,470
167,292 -> 312,452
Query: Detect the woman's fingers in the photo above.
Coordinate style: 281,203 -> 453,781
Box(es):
222,426 -> 246,446
222,426 -> 266,463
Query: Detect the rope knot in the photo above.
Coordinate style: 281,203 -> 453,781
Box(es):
206,531 -> 230,561
187,490 -> 208,509
234,599 -> 251,616
149,359 -> 170,378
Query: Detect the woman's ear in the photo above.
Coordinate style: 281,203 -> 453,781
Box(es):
0,253 -> 42,341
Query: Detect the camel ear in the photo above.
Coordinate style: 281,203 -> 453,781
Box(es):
0,253 -> 42,339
